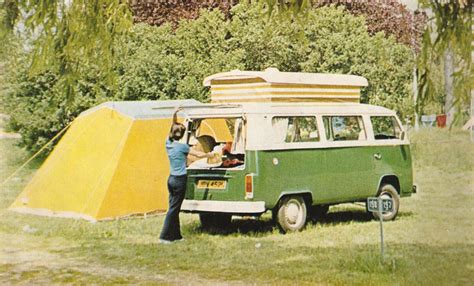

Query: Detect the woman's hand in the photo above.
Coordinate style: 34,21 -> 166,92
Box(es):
172,106 -> 183,124
205,152 -> 215,158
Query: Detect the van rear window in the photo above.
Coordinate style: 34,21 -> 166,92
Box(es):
272,117 -> 319,143
323,116 -> 367,141
371,116 -> 402,140
186,117 -> 245,169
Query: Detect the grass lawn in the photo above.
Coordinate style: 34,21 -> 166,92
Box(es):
1,128 -> 473,284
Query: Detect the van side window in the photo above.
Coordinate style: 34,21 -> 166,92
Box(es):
323,116 -> 367,141
272,117 -> 319,143
371,116 -> 402,139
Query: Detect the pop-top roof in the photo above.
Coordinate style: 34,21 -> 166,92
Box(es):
204,68 -> 368,87
204,68 -> 368,104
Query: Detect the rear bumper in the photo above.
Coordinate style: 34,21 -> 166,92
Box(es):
181,199 -> 266,214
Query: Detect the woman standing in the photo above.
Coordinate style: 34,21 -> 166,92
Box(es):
159,107 -> 211,244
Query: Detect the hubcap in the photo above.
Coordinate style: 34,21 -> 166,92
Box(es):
285,200 -> 302,225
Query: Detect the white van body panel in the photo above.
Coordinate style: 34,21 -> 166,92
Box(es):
182,103 -> 409,150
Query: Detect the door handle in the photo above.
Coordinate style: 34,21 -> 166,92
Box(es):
373,153 -> 382,160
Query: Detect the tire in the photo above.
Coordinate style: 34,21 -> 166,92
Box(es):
199,213 -> 232,229
276,196 -> 308,233
309,205 -> 329,221
371,184 -> 400,221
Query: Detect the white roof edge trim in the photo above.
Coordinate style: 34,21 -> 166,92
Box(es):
77,100 -> 203,119
182,103 -> 395,116
203,69 -> 368,87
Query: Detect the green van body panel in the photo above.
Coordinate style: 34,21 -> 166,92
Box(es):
185,144 -> 413,212
185,170 -> 247,203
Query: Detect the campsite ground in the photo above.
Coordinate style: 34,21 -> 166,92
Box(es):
0,127 -> 473,285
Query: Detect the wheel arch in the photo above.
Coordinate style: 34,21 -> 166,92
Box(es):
377,174 -> 401,194
275,191 -> 313,209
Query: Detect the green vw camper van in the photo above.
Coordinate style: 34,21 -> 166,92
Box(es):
179,69 -> 415,232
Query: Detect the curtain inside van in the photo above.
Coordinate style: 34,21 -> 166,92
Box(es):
272,118 -> 289,143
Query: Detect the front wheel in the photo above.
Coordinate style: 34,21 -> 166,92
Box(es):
276,196 -> 308,233
371,184 -> 400,221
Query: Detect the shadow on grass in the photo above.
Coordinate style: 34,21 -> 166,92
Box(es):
314,210 -> 373,225
190,217 -> 276,236
190,208 -> 415,236
313,209 -> 414,226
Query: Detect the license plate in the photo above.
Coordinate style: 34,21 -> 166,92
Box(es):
197,180 -> 227,190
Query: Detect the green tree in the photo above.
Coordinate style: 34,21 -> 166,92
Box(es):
1,0 -> 133,97
116,11 -> 245,103
4,58 -> 112,152
260,0 -> 472,126
230,4 -> 414,117
4,3 -> 415,153
418,0 -> 472,126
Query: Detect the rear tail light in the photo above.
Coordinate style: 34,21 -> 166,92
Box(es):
245,174 -> 254,199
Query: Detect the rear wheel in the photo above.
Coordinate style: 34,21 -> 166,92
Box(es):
276,196 -> 307,233
371,184 -> 400,221
199,213 -> 232,229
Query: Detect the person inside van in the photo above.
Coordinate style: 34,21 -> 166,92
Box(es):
159,107 -> 213,244
221,141 -> 244,167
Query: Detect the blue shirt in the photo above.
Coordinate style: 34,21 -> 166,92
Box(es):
166,138 -> 190,176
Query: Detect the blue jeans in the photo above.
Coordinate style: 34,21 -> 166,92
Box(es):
160,175 -> 187,241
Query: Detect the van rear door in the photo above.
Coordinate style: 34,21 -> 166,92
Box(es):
185,116 -> 247,203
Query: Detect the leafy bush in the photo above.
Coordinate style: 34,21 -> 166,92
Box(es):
3,3 -> 414,153
116,12 -> 244,103
118,4 -> 414,113
229,4 -> 414,118
2,58 -> 112,153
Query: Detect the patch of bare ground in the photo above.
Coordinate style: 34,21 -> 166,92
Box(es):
0,233 -> 246,285
0,114 -> 20,139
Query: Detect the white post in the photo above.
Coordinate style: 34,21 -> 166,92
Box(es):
444,48 -> 455,127
471,94 -> 473,142
378,197 -> 385,262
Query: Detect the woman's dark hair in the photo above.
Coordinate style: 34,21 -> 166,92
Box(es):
169,123 -> 186,141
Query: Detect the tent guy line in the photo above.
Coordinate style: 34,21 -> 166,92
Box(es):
0,122 -> 72,187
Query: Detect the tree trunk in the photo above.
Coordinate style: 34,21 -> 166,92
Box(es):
444,48 -> 455,126
413,65 -> 419,130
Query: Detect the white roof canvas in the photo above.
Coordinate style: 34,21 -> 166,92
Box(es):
204,67 -> 368,87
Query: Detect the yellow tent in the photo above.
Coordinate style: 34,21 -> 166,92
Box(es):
9,100 -> 232,221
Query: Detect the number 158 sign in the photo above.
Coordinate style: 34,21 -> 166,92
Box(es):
367,196 -> 394,262
367,197 -> 394,212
